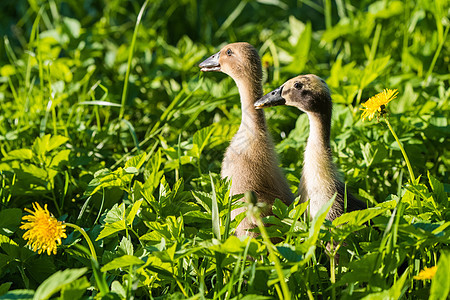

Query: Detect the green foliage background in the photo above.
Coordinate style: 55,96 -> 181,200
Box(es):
0,0 -> 449,299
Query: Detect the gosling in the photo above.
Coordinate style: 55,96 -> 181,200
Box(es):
254,74 -> 366,221
199,43 -> 295,236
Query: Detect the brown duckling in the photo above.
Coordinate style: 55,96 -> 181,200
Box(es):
255,74 -> 366,221
199,43 -> 295,236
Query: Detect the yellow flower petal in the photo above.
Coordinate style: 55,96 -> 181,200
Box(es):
20,203 -> 67,255
360,89 -> 398,121
413,266 -> 437,280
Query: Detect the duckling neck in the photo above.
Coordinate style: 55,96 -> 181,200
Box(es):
306,112 -> 331,151
236,79 -> 266,132
301,111 -> 335,216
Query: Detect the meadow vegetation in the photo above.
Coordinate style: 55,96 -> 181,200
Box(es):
0,0 -> 449,299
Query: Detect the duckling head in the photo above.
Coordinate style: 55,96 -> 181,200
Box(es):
199,42 -> 262,82
254,74 -> 331,114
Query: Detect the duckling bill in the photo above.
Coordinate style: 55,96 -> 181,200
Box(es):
199,51 -> 221,72
254,86 -> 285,108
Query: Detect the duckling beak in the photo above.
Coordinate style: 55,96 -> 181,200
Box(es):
199,51 -> 221,72
254,86 -> 285,109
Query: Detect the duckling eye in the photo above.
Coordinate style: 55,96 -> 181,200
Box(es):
294,82 -> 303,90
226,49 -> 233,56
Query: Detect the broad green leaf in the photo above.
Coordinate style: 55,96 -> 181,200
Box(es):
17,164 -> 48,181
139,230 -> 166,243
332,224 -> 366,240
277,245 -> 303,262
184,210 -> 212,221
104,203 -> 125,223
430,251 -> 450,300
272,198 -> 288,219
124,152 -> 147,170
361,267 -> 409,300
388,266 -> 410,299
151,242 -> 178,263
336,252 -> 379,286
0,65 -> 15,77
0,234 -> 18,249
96,220 -> 126,241
360,142 -> 388,167
167,215 -> 184,239
331,84 -> 359,105
369,1 -> 404,19
263,215 -> 284,227
59,277 -> 90,300
101,255 -> 144,272
142,149 -> 164,194
0,282 -> 11,296
188,125 -> 215,158
126,199 -> 143,225
360,56 -> 390,89
62,17 -> 81,38
192,191 -> 213,214
50,61 -> 73,82
333,207 -> 386,226
33,268 -> 87,300
3,149 -> 32,161
0,209 -> 22,236
124,167 -> 138,174
142,257 -> 175,279
144,221 -> 172,239
322,22 -> 353,43
88,168 -> 133,195
328,57 -> 357,87
306,194 -> 335,247
26,256 -> 57,283
428,171 -> 447,205
0,234 -> 33,262
288,15 -> 305,45
134,181 -> 158,213
110,281 -> 126,299
288,200 -> 309,219
209,236 -> 243,254
46,135 -> 69,152
32,135 -> 51,158
48,149 -> 70,168
284,21 -> 311,74
118,236 -> 134,256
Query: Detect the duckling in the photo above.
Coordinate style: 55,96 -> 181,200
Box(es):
254,74 -> 366,221
199,43 -> 295,236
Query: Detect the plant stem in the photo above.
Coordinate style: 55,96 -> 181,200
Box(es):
426,25 -> 449,78
329,239 -> 336,300
50,188 -> 62,216
119,0 -> 150,120
384,117 -> 416,183
324,0 -> 332,29
66,223 -> 97,261
254,214 -> 290,299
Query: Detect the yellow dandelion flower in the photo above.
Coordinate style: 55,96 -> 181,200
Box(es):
413,266 -> 437,280
20,202 -> 67,255
361,89 -> 398,121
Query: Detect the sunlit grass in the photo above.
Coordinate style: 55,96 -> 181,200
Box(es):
0,0 -> 448,299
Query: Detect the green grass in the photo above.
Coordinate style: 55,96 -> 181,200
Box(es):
0,0 -> 449,299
